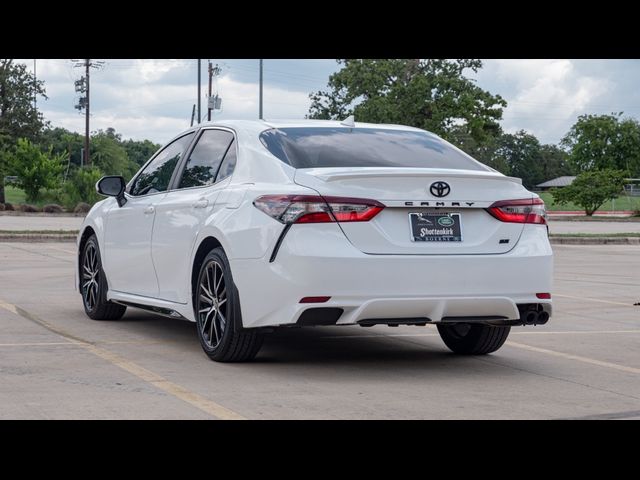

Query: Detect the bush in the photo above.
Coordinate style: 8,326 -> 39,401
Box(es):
42,204 -> 65,213
60,167 -> 104,210
3,202 -> 15,211
0,203 -> 5,211
8,138 -> 65,202
74,202 -> 91,214
18,204 -> 41,213
551,169 -> 629,216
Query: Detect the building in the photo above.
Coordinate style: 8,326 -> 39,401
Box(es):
535,176 -> 576,191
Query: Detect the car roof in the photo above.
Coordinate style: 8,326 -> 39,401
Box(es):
183,119 -> 429,137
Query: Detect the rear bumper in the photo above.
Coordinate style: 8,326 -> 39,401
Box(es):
231,223 -> 553,328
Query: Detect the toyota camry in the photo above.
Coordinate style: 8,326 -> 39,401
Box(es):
76,119 -> 553,362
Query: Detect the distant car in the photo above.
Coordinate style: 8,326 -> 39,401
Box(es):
76,119 -> 553,362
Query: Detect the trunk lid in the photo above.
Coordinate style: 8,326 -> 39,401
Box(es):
294,167 -> 533,255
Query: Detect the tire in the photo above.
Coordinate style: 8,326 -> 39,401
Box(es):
194,247 -> 263,362
437,323 -> 510,355
81,235 -> 127,320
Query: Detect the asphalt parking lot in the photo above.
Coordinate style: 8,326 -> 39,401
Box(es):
0,242 -> 639,419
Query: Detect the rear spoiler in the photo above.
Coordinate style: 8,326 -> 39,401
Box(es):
296,168 -> 523,185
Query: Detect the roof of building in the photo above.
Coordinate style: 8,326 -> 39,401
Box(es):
536,176 -> 577,188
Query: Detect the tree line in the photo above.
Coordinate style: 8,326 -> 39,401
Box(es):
2,58 -> 639,213
308,59 -> 639,213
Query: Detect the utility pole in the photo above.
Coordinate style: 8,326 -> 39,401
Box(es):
197,59 -> 201,124
207,60 -> 213,122
33,59 -> 36,110
73,59 -> 104,167
259,59 -> 263,119
85,59 -> 90,165
207,62 -> 222,121
190,104 -> 196,127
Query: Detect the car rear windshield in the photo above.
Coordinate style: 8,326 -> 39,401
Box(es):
259,127 -> 489,171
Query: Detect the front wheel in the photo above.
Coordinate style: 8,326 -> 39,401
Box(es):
437,323 -> 510,355
81,235 -> 127,320
195,248 -> 263,362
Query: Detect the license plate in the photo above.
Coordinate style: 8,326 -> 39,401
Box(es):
409,212 -> 462,242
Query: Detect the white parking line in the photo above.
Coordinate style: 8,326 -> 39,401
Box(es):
554,293 -> 637,308
46,246 -> 77,255
506,341 -> 640,375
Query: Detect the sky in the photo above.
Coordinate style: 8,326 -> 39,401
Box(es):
17,59 -> 640,147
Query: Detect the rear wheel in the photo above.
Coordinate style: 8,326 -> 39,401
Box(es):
437,323 -> 510,355
81,235 -> 127,320
195,248 -> 263,362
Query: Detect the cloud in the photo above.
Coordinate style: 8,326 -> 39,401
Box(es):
23,59 -> 321,144
474,59 -> 616,143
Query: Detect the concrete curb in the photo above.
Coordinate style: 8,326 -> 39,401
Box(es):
0,211 -> 86,217
550,236 -> 640,245
0,234 -> 77,243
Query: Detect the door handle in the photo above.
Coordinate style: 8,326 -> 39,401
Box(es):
143,206 -> 155,214
193,199 -> 209,209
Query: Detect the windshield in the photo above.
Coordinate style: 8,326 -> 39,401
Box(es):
259,127 -> 489,171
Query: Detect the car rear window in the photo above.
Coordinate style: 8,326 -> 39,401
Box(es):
259,127 -> 489,171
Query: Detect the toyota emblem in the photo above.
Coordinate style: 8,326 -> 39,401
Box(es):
430,181 -> 450,198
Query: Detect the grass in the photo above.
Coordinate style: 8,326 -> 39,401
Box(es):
4,185 -> 26,204
4,185 -> 62,207
549,232 -> 640,238
539,191 -> 640,212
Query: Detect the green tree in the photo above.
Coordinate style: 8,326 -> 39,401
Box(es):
60,166 -> 103,210
561,113 -> 640,175
40,127 -> 84,168
0,59 -> 47,203
551,169 -> 628,216
122,138 -> 161,167
448,124 -> 502,170
90,129 -> 138,180
308,59 -> 506,148
538,144 -> 574,181
493,130 -> 544,189
9,138 -> 64,202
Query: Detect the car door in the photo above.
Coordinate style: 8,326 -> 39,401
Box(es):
103,132 -> 195,298
151,128 -> 237,304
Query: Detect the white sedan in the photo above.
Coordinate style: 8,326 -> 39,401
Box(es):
76,119 -> 553,362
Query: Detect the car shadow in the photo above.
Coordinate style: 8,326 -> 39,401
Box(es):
110,311 -> 506,375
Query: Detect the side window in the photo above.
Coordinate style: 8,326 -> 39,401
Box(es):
216,139 -> 237,183
130,133 -> 194,196
178,129 -> 234,189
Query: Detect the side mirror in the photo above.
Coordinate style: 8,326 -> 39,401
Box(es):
96,176 -> 127,207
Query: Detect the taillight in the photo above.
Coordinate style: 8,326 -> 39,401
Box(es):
253,195 -> 384,224
487,198 -> 546,225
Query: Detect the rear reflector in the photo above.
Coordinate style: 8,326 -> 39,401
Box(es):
299,296 -> 331,304
536,293 -> 551,299
253,195 -> 384,224
487,198 -> 547,225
